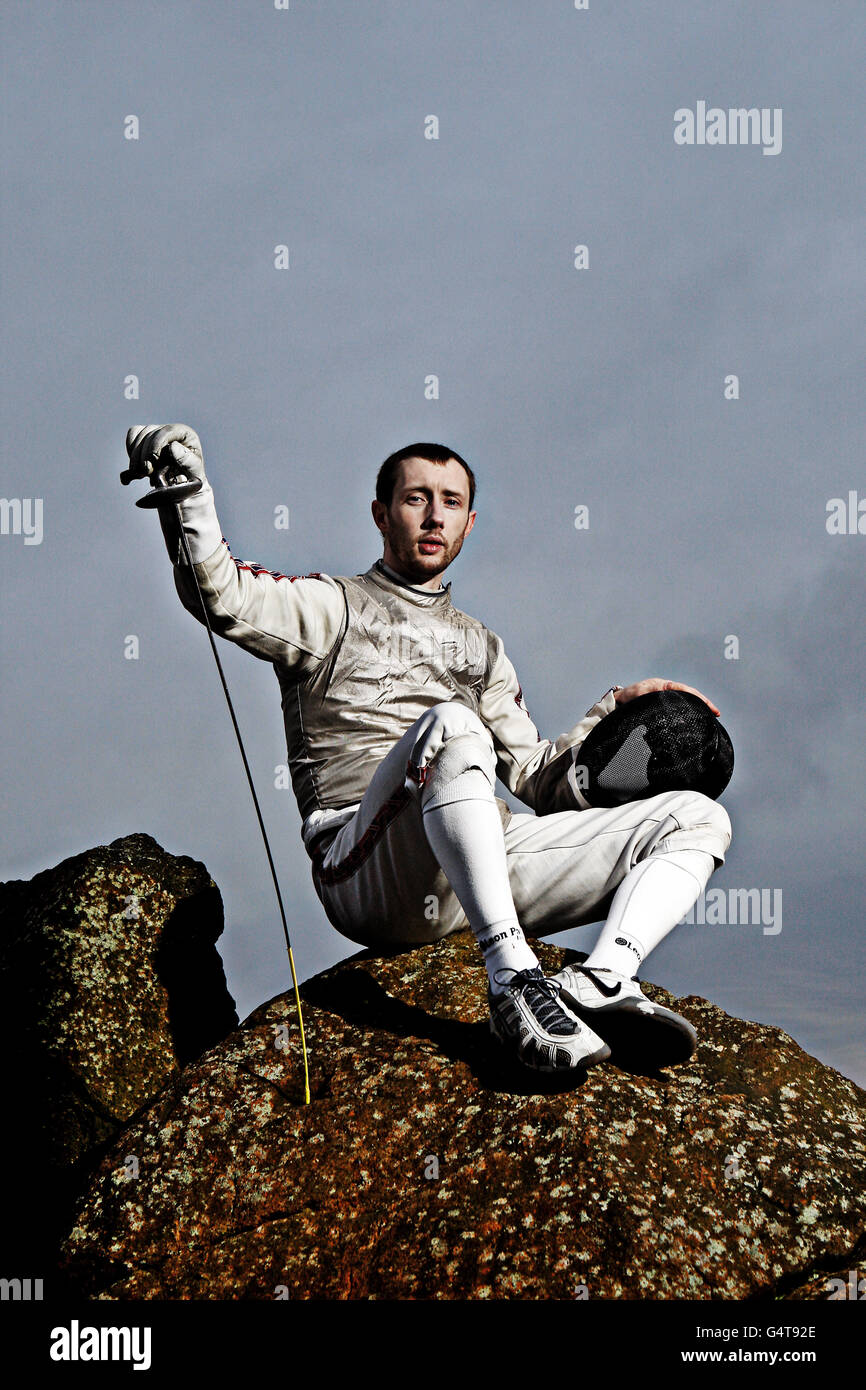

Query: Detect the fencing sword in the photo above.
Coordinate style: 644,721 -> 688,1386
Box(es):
129,463 -> 311,1105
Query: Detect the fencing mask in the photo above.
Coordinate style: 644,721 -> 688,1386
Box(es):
568,690 -> 734,808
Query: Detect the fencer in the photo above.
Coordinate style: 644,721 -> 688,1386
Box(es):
123,425 -> 732,1074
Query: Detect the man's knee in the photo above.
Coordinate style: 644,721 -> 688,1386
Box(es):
406,701 -> 496,797
666,791 -> 732,863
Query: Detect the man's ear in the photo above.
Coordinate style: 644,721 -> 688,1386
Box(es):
464,509 -> 477,538
371,499 -> 387,536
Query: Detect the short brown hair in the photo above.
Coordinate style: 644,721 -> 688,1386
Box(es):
376,442 -> 476,511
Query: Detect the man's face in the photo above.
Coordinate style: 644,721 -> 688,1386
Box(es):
371,456 -> 476,589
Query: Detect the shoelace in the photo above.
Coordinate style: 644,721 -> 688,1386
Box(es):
499,967 -> 576,1036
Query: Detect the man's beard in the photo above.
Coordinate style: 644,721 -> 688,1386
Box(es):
392,531 -> 465,583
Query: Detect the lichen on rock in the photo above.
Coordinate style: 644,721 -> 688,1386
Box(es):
56,924 -> 866,1301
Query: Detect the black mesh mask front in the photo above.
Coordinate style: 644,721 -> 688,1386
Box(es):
573,690 -> 734,808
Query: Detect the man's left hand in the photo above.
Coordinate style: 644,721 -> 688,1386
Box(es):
613,678 -> 720,717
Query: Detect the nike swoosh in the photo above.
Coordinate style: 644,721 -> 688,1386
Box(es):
576,967 -> 622,998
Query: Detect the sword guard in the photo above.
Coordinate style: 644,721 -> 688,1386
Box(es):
135,478 -> 203,509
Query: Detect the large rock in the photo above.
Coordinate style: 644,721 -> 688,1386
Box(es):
59,931 -> 865,1300
0,833 -> 237,1268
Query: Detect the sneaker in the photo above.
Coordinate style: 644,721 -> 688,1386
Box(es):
488,966 -> 611,1073
551,962 -> 697,1067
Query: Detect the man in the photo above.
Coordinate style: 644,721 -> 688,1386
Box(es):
123,424 -> 731,1075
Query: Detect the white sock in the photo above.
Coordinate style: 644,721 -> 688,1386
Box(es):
584,849 -> 715,977
421,769 -> 538,991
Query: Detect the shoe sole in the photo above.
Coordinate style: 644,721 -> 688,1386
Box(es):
488,1014 -> 611,1074
558,991 -> 697,1069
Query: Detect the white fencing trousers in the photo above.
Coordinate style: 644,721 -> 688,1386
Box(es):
310,702 -> 732,950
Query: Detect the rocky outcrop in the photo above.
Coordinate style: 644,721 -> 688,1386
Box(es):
57,930 -> 865,1301
5,834 -> 862,1300
0,833 -> 237,1269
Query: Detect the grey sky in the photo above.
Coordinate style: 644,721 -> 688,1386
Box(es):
2,1 -> 864,1087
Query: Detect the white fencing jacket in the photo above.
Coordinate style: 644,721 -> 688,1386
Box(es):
160,483 -> 617,851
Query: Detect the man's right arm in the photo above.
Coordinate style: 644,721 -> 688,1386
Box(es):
125,424 -> 345,673
165,482 -> 345,672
